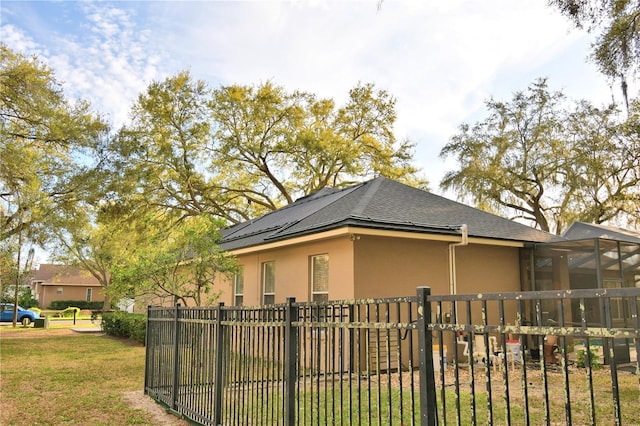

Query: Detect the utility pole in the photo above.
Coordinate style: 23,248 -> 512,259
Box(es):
12,227 -> 22,327
12,218 -> 34,327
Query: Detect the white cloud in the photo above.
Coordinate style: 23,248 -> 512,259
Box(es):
1,24 -> 40,52
2,2 -> 166,127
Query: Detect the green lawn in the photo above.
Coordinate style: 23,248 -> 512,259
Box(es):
0,332 -> 160,425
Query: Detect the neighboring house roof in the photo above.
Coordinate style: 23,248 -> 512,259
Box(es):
220,177 -> 559,251
32,264 -> 101,286
562,222 -> 640,244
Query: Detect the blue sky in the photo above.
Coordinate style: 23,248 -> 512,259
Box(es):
1,1 -> 622,191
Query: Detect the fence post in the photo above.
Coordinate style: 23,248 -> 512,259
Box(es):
213,302 -> 225,426
171,304 -> 181,412
348,304 -> 355,373
284,297 -> 298,426
417,286 -> 436,426
144,305 -> 151,396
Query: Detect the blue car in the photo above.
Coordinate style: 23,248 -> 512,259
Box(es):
0,303 -> 40,326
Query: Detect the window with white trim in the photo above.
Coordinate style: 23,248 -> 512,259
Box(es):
262,261 -> 275,305
86,288 -> 92,302
234,269 -> 244,306
56,287 -> 63,295
311,254 -> 329,302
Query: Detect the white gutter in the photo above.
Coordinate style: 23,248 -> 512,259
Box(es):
448,224 -> 468,323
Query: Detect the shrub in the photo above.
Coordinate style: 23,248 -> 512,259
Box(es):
18,288 -> 38,309
102,311 -> 146,345
576,348 -> 601,369
49,300 -> 105,310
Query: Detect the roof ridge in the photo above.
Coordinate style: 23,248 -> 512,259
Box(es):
350,177 -> 385,217
283,180 -> 367,226
221,181 -> 367,240
264,180 -> 370,238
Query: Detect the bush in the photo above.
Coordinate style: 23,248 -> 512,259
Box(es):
101,311 -> 146,345
49,300 -> 105,310
18,288 -> 38,309
576,348 -> 601,369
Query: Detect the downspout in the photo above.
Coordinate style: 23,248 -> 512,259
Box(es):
448,224 -> 468,324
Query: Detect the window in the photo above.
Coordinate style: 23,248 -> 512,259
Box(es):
311,254 -> 329,302
262,261 -> 275,305
56,287 -> 63,295
86,288 -> 93,302
234,269 -> 244,306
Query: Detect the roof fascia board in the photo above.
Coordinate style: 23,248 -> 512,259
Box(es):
40,282 -> 102,286
229,226 -> 524,255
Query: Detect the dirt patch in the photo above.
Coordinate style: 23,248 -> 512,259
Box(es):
123,391 -> 190,425
0,327 -> 79,339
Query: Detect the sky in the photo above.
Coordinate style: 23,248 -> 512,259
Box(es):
0,1 -> 624,191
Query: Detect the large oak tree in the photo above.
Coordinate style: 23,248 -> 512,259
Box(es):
107,72 -> 425,225
440,78 -> 639,234
1,45 -> 108,243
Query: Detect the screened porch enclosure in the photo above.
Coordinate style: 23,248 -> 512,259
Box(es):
531,238 -> 640,364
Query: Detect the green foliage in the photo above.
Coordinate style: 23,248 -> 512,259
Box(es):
47,210 -> 145,311
101,311 -> 146,344
440,78 -> 640,234
576,348 -> 602,369
110,215 -> 238,307
48,300 -> 105,310
0,44 -> 108,245
550,0 -> 640,90
106,73 -> 425,225
17,287 -> 38,308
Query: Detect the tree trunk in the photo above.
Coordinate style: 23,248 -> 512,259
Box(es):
102,293 -> 112,310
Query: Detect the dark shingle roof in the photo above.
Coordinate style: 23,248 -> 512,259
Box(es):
220,177 -> 559,251
33,264 -> 100,285
562,222 -> 640,244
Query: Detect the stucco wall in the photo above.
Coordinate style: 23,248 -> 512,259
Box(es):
39,285 -> 105,308
223,233 -> 523,307
352,236 -> 449,298
220,232 -> 525,364
352,235 -> 523,361
222,236 -> 355,306
352,235 -> 521,298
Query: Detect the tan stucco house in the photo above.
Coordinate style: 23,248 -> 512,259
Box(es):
217,177 -> 561,308
31,264 -> 105,308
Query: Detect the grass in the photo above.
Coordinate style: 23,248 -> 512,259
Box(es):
0,331 -> 159,425
209,365 -> 639,425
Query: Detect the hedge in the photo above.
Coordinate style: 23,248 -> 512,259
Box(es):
101,311 -> 146,344
48,300 -> 105,310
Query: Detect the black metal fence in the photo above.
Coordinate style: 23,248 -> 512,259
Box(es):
145,287 -> 640,425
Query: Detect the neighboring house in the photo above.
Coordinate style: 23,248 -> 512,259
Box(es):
31,264 -> 105,308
